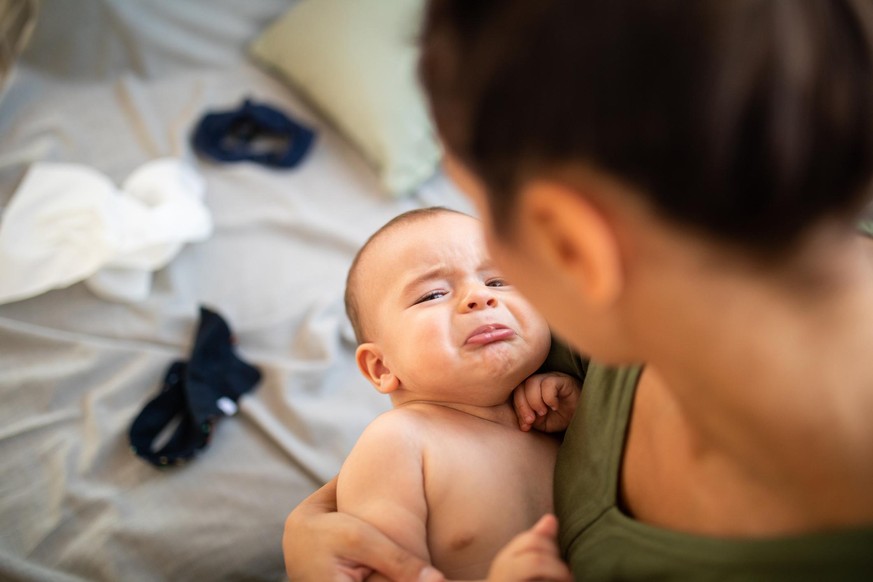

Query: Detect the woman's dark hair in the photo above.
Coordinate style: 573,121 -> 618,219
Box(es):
419,0 -> 873,254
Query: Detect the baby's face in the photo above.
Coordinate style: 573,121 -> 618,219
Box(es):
358,212 -> 551,406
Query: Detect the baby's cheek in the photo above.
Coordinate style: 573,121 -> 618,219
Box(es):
525,312 -> 553,355
512,299 -> 547,335
406,315 -> 453,360
413,312 -> 446,336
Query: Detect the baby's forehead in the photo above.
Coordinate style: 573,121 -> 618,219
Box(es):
378,212 -> 478,258
357,213 -> 480,287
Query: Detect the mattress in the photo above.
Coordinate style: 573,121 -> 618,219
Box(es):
0,1 -> 472,579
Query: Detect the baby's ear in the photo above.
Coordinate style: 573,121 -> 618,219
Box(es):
355,343 -> 400,394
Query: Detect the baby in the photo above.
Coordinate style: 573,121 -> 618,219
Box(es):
338,207 -> 579,581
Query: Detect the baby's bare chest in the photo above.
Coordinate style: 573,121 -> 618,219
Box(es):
422,427 -> 559,578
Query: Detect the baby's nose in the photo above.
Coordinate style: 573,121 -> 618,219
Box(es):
467,296 -> 497,309
462,287 -> 498,311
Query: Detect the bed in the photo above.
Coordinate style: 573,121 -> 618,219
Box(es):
0,1 -> 471,580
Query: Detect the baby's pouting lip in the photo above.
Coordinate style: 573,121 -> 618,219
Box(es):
464,323 -> 515,345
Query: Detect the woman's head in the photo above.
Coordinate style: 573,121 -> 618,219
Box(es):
420,0 -> 873,257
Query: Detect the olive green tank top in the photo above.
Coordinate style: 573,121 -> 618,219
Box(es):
553,362 -> 873,580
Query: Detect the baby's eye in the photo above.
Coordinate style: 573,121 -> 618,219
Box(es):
486,278 -> 508,288
415,290 -> 446,304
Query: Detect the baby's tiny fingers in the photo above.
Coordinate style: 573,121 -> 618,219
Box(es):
533,560 -> 573,582
510,553 -> 572,582
540,378 -> 562,411
513,386 -> 536,429
523,377 -> 549,416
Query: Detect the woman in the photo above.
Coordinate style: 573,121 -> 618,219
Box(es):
285,1 -> 873,579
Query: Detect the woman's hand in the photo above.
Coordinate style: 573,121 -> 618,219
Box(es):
283,477 -> 444,582
513,372 -> 582,433
487,514 -> 573,582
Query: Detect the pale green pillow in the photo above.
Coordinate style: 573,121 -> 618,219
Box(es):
249,0 -> 441,197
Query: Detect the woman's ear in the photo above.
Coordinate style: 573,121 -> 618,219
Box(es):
519,179 -> 624,306
355,343 -> 400,394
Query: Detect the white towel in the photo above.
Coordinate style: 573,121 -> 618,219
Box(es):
0,158 -> 212,304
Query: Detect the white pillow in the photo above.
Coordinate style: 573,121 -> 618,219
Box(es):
249,0 -> 441,197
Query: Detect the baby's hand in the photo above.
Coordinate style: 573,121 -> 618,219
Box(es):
513,372 -> 581,433
487,514 -> 572,582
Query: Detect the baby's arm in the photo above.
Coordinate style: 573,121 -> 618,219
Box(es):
513,372 -> 582,433
336,411 -> 431,580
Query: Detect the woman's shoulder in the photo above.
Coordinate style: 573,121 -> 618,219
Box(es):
553,362 -> 643,530
557,361 -> 643,464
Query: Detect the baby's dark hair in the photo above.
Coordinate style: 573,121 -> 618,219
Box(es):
420,0 -> 873,256
345,207 -> 469,344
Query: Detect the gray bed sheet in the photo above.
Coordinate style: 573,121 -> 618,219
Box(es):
0,1 -> 471,580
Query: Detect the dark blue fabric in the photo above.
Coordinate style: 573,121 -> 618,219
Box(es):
129,307 -> 261,467
191,98 -> 316,168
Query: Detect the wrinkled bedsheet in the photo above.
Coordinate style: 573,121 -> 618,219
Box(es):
0,1 -> 471,580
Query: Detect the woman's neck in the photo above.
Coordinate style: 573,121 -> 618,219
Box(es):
632,229 -> 873,518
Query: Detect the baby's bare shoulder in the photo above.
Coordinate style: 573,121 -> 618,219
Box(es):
356,406 -> 434,446
341,409 -> 430,478
379,403 -> 466,428
371,405 -> 433,429
360,405 -> 470,450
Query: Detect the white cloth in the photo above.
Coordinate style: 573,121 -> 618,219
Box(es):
0,157 -> 212,304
